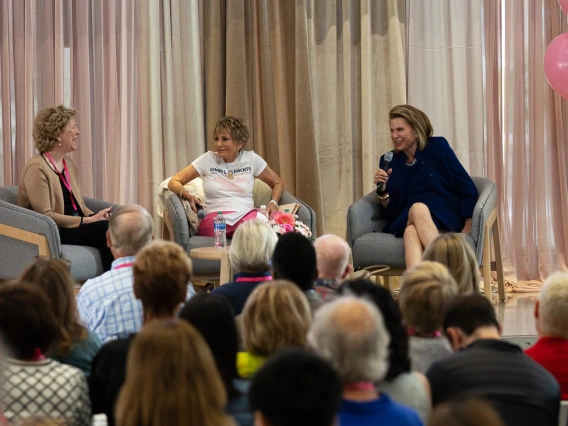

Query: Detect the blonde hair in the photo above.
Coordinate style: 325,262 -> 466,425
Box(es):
33,105 -> 76,152
133,241 -> 192,316
214,116 -> 249,147
18,257 -> 87,356
116,319 -> 233,426
242,280 -> 311,357
538,272 -> 568,338
399,261 -> 458,334
389,104 -> 433,150
108,205 -> 154,255
229,220 -> 277,272
422,233 -> 480,293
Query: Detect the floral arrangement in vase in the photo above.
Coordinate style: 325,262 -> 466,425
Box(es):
268,211 -> 312,238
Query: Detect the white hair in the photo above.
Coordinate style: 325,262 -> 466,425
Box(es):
308,296 -> 390,384
109,204 -> 154,255
229,220 -> 278,272
538,272 -> 568,338
313,234 -> 351,280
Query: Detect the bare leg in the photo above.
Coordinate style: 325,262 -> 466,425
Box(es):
404,224 -> 423,268
407,203 -> 440,249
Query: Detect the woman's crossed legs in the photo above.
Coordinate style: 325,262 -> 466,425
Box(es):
403,203 -> 439,268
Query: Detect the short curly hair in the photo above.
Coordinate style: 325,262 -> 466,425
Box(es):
214,116 -> 249,147
32,105 -> 76,152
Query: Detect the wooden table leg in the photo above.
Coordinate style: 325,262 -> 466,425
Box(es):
219,250 -> 231,286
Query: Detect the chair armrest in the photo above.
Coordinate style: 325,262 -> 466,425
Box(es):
280,191 -> 317,237
165,191 -> 192,248
347,191 -> 388,247
0,200 -> 62,257
84,197 -> 117,213
470,177 -> 497,262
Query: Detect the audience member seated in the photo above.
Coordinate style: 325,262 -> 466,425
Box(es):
19,257 -> 101,377
339,279 -> 431,422
115,319 -> 234,426
308,296 -> 423,426
238,281 -> 312,379
0,283 -> 90,425
525,271 -> 568,399
211,220 -> 277,314
422,233 -> 480,293
427,399 -> 504,426
248,348 -> 343,426
399,261 -> 458,373
427,294 -> 560,426
313,234 -> 353,299
90,240 -> 193,426
77,204 -> 168,342
271,232 -> 323,313
179,293 -> 252,426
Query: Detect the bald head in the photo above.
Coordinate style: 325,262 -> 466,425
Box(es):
108,204 -> 154,257
308,296 -> 390,383
313,234 -> 352,281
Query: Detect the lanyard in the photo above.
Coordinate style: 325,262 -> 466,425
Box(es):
235,276 -> 272,283
344,382 -> 375,391
114,262 -> 134,270
44,152 -> 78,212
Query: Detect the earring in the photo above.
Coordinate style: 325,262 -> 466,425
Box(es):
58,143 -> 62,146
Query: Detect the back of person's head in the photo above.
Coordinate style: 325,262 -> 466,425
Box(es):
428,399 -> 505,426
178,293 -> 240,399
18,257 -> 86,356
19,417 -> 69,426
249,348 -> 342,426
116,319 -> 231,426
422,233 -> 480,293
313,234 -> 351,281
0,283 -> 58,359
339,279 -> 410,380
271,232 -> 317,291
443,293 -> 500,336
308,296 -> 390,384
229,220 -> 277,272
537,272 -> 568,339
108,204 -> 154,256
133,240 -> 192,317
242,280 -> 311,357
399,261 -> 459,334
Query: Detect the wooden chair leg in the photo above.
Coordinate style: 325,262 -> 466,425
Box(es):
482,208 -> 496,300
384,275 -> 392,293
492,215 -> 505,301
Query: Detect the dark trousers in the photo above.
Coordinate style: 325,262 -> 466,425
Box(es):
59,220 -> 113,272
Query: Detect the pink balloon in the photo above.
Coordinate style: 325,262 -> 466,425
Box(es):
544,33 -> 568,100
559,0 -> 568,15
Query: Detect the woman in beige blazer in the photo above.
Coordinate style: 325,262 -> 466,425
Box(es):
18,105 -> 113,271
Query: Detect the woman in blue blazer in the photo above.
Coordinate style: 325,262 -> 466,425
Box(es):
373,105 -> 478,268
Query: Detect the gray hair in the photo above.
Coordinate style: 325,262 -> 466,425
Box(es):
229,220 -> 277,272
108,204 -> 154,256
314,234 -> 351,280
308,296 -> 390,384
538,272 -> 568,338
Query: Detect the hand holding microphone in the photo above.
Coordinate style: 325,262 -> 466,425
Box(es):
375,151 -> 393,194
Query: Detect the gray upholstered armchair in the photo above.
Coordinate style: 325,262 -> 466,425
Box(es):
347,177 -> 505,300
0,186 -> 116,281
163,178 -> 316,280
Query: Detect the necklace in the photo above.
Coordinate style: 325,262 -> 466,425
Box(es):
406,158 -> 417,167
222,159 -> 235,180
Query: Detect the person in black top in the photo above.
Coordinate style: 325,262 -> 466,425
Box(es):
427,294 -> 560,426
89,241 -> 193,426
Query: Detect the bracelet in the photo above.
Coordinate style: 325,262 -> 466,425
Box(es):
378,193 -> 390,201
376,188 -> 388,196
80,217 -> 84,225
269,200 -> 279,208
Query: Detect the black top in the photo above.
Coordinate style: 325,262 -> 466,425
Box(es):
89,335 -> 135,426
427,339 -> 560,426
59,178 -> 84,217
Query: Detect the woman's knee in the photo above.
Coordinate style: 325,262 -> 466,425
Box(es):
404,224 -> 419,240
408,202 -> 431,221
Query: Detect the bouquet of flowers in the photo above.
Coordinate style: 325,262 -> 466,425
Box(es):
268,211 -> 312,238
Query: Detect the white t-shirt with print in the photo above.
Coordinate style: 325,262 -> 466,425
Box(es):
192,150 -> 267,225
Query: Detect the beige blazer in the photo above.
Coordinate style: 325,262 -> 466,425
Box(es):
17,154 -> 94,228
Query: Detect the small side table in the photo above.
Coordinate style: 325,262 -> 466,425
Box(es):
189,247 -> 232,286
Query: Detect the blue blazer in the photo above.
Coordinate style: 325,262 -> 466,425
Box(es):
380,136 -> 478,222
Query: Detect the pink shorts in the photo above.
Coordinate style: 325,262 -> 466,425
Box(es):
197,210 -> 259,238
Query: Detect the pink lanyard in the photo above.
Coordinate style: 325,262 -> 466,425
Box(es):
114,262 -> 134,270
235,276 -> 272,283
44,152 -> 78,212
344,382 -> 375,391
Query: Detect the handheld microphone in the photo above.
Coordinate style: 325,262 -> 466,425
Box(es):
377,151 -> 393,192
196,205 -> 206,220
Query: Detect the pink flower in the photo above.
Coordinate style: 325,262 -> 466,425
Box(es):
270,211 -> 296,227
282,223 -> 294,233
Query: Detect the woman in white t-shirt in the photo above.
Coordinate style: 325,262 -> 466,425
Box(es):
168,116 -> 283,237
